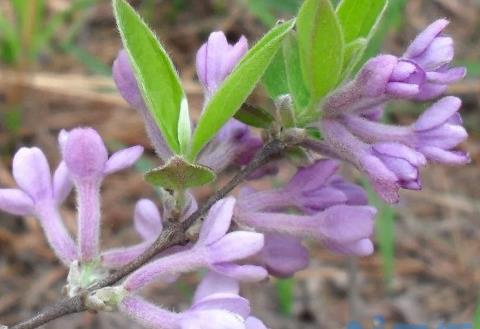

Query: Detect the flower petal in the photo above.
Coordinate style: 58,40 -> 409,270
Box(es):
326,238 -> 374,256
13,147 -> 52,201
415,96 -> 461,131
104,145 -> 144,175
0,188 -> 34,215
246,317 -> 267,329
316,205 -> 376,243
64,128 -> 108,178
193,272 -> 240,303
261,233 -> 309,278
190,294 -> 250,319
419,146 -> 470,165
211,263 -> 268,282
404,19 -> 449,58
197,197 -> 236,246
53,162 -> 73,204
134,199 -> 162,241
207,231 -> 265,264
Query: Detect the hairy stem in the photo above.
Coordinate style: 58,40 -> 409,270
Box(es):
10,139 -> 287,329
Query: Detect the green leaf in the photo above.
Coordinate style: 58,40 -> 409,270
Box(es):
341,38 -> 367,79
336,0 -> 388,44
282,32 -> 311,115
113,0 -> 189,154
190,19 -> 295,159
262,48 -> 288,99
234,104 -> 274,128
297,0 -> 344,103
145,157 -> 216,190
285,146 -> 310,167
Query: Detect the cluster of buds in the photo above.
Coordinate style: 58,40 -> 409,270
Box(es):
313,19 -> 468,203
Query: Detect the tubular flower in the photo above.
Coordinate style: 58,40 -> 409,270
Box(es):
403,19 -> 466,100
237,160 -> 368,214
101,194 -> 197,269
113,50 -> 172,161
119,272 -> 265,329
64,128 -> 143,261
0,146 -> 77,264
314,96 -> 469,203
194,32 -> 264,174
122,197 -> 266,292
315,19 -> 468,203
196,31 -> 248,98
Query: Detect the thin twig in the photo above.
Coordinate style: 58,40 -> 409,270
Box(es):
10,139 -> 288,329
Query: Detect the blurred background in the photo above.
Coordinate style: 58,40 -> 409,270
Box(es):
0,0 -> 479,328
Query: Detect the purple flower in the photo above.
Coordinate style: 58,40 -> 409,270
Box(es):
196,31 -> 248,97
324,20 -> 465,118
0,146 -> 77,264
113,50 -> 173,161
314,94 -> 469,203
324,55 -> 425,117
192,272 -> 268,329
340,96 -> 469,165
235,204 -> 376,257
318,119 -> 426,203
413,96 -> 470,164
403,19 -> 466,100
198,119 -> 262,172
237,160 -> 368,214
120,294 -> 248,329
123,197 -> 266,292
120,272 -> 260,329
63,127 -> 143,261
256,233 -> 309,278
101,195 -> 198,269
194,32 -> 266,173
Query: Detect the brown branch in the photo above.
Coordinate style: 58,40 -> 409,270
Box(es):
9,139 -> 288,329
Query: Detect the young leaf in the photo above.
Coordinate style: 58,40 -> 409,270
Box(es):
282,32 -> 311,115
113,0 -> 188,154
336,0 -> 388,44
234,104 -> 274,128
189,19 -> 295,159
145,157 -> 216,190
178,98 -> 191,154
297,0 -> 344,103
341,38 -> 367,79
262,48 -> 289,99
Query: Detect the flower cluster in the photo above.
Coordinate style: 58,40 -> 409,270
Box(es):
314,19 -> 468,203
0,15 -> 470,329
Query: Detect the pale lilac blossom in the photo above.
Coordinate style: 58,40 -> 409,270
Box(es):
120,272 -> 255,329
0,146 -> 77,264
196,31 -> 248,97
123,197 -> 266,292
403,19 -> 466,100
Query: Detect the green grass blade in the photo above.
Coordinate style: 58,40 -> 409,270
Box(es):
276,278 -> 295,316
